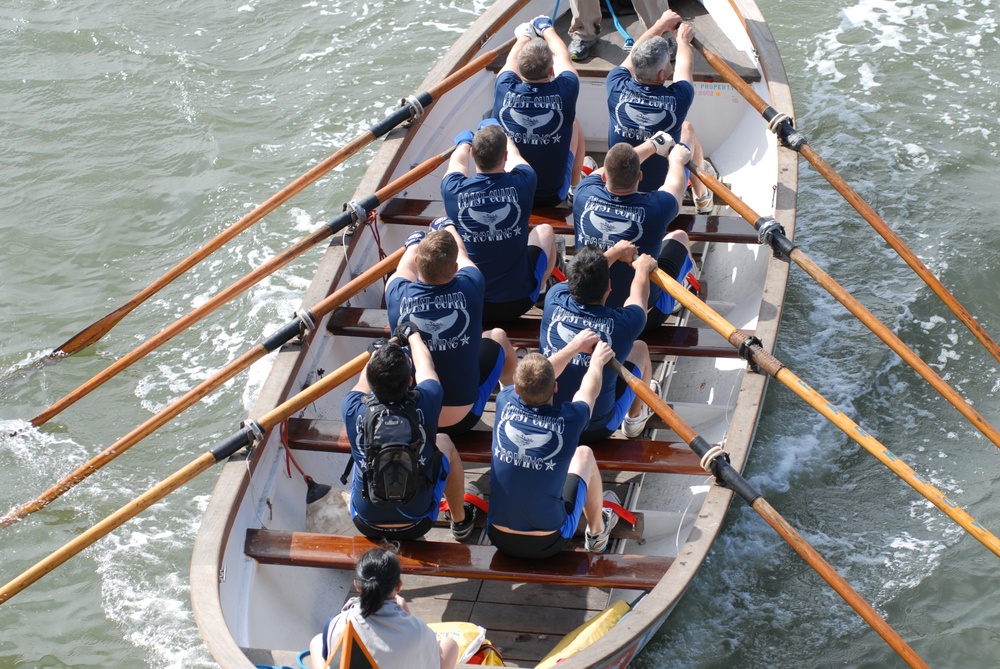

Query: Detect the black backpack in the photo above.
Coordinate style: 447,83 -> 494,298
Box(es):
359,390 -> 437,507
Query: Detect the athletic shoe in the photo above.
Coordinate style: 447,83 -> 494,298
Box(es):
584,491 -> 620,553
450,482 -> 480,542
581,155 -> 598,177
693,162 -> 718,214
621,379 -> 659,438
569,37 -> 598,61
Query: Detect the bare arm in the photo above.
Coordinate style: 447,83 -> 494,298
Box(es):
625,253 -> 658,311
407,329 -> 438,385
504,136 -> 530,170
541,28 -> 577,76
604,239 -> 637,267
447,143 -> 472,177
623,9 -> 682,74
572,341 -> 614,412
660,143 -> 691,204
441,223 -> 475,270
673,22 -> 695,84
548,329 -> 600,379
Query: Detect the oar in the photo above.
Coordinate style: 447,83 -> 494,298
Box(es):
691,36 -> 1000,366
0,346 -> 375,606
610,360 -> 930,669
1,249 -> 403,529
50,33 -> 519,358
30,147 -> 452,428
686,160 -> 1000,452
649,266 -> 1000,559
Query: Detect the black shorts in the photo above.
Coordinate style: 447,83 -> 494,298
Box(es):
439,338 -> 504,437
352,515 -> 433,542
487,474 -> 583,559
646,238 -> 691,330
483,246 -> 546,323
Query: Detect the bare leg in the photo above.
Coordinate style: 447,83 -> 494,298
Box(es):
437,434 -> 466,524
571,118 -> 586,188
567,445 -> 605,535
439,637 -> 460,669
625,340 -> 652,418
528,223 -> 557,286
681,121 -> 708,201
485,328 -> 517,385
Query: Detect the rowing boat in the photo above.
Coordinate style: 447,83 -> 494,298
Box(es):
191,0 -> 796,666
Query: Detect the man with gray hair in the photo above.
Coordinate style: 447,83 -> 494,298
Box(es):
606,10 -> 713,211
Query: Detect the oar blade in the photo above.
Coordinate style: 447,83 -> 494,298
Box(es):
51,304 -> 134,357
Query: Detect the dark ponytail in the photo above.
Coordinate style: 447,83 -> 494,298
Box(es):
355,548 -> 401,617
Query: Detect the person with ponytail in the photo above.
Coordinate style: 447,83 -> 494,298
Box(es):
309,548 -> 459,669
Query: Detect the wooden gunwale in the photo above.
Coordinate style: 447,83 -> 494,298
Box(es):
191,0 -> 797,667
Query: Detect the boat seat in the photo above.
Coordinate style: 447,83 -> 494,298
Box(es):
244,529 -> 673,590
377,198 -> 760,245
325,307 -> 743,359
284,417 -> 706,475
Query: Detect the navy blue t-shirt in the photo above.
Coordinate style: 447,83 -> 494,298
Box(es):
344,379 -> 445,526
606,66 -> 694,192
573,173 -> 679,308
386,266 -> 485,407
539,283 -> 646,430
494,70 -> 579,200
488,386 -> 590,532
441,165 -> 538,302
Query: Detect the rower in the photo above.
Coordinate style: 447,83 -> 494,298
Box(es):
441,121 -> 556,322
384,222 -> 516,436
574,140 -> 695,331
488,344 -> 622,558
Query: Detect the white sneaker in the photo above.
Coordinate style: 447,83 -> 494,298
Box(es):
581,155 -> 598,177
693,161 -> 718,214
585,491 -> 620,553
621,379 -> 659,438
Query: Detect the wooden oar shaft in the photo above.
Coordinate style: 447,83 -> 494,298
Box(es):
650,268 -> 1000,559
692,36 -> 1000,366
3,246 -> 404,529
751,498 -> 929,669
611,360 -> 929,668
0,450 -> 217,605
1,346 -> 265,529
688,161 -> 1000,451
0,348 -> 373,606
30,149 -> 450,428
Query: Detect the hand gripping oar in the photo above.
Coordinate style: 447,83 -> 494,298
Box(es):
609,359 -> 930,669
649,266 -> 1000,559
50,34 -> 518,359
0,346 -> 375,606
1,249 -> 404,529
691,36 -> 1000,366
686,160 -> 1000,452
29,147 -> 452,428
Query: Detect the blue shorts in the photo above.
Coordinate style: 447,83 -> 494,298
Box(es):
580,360 -> 641,443
483,245 -> 549,323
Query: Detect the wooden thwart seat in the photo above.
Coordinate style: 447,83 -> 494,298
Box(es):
326,307 -> 742,359
285,417 -> 705,475
377,198 -> 760,245
245,529 -> 672,590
